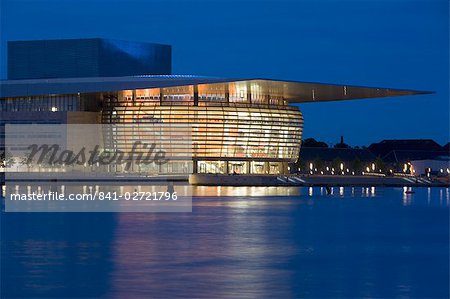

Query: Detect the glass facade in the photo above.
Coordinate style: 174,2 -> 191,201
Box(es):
0,94 -> 81,112
102,83 -> 303,174
1,81 -> 304,175
0,93 -> 100,112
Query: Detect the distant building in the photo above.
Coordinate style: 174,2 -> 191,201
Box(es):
443,143 -> 450,153
410,156 -> 450,176
368,139 -> 446,163
368,139 -> 449,174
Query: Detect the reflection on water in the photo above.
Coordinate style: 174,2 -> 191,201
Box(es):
194,185 -> 303,197
3,183 -> 450,206
1,187 -> 449,298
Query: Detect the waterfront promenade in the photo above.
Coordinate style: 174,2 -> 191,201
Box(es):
189,174 -> 448,187
1,172 -> 448,187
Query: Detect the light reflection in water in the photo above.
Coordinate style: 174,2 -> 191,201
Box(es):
3,184 -> 450,210
194,186 -> 302,197
403,186 -> 412,206
1,185 -> 449,298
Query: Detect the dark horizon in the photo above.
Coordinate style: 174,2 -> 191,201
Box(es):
303,136 -> 449,148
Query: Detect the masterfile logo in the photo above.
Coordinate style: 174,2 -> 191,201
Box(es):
2,124 -> 193,212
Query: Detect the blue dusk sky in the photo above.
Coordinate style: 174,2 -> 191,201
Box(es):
0,0 -> 448,146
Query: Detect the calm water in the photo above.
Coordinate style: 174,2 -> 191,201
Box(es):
1,187 -> 449,298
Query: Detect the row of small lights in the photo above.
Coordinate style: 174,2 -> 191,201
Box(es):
306,162 -> 358,175
304,161 -> 450,176
305,162 -> 404,175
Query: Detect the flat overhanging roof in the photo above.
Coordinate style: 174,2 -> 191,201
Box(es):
0,75 -> 432,102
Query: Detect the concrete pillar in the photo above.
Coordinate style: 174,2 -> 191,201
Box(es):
193,160 -> 198,174
193,85 -> 199,106
246,81 -> 252,104
225,83 -> 229,104
132,89 -> 136,106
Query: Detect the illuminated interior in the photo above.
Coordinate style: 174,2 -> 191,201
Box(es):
2,75 -> 424,175
101,82 -> 303,174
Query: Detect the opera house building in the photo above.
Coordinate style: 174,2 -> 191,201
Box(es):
0,38 -> 426,176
